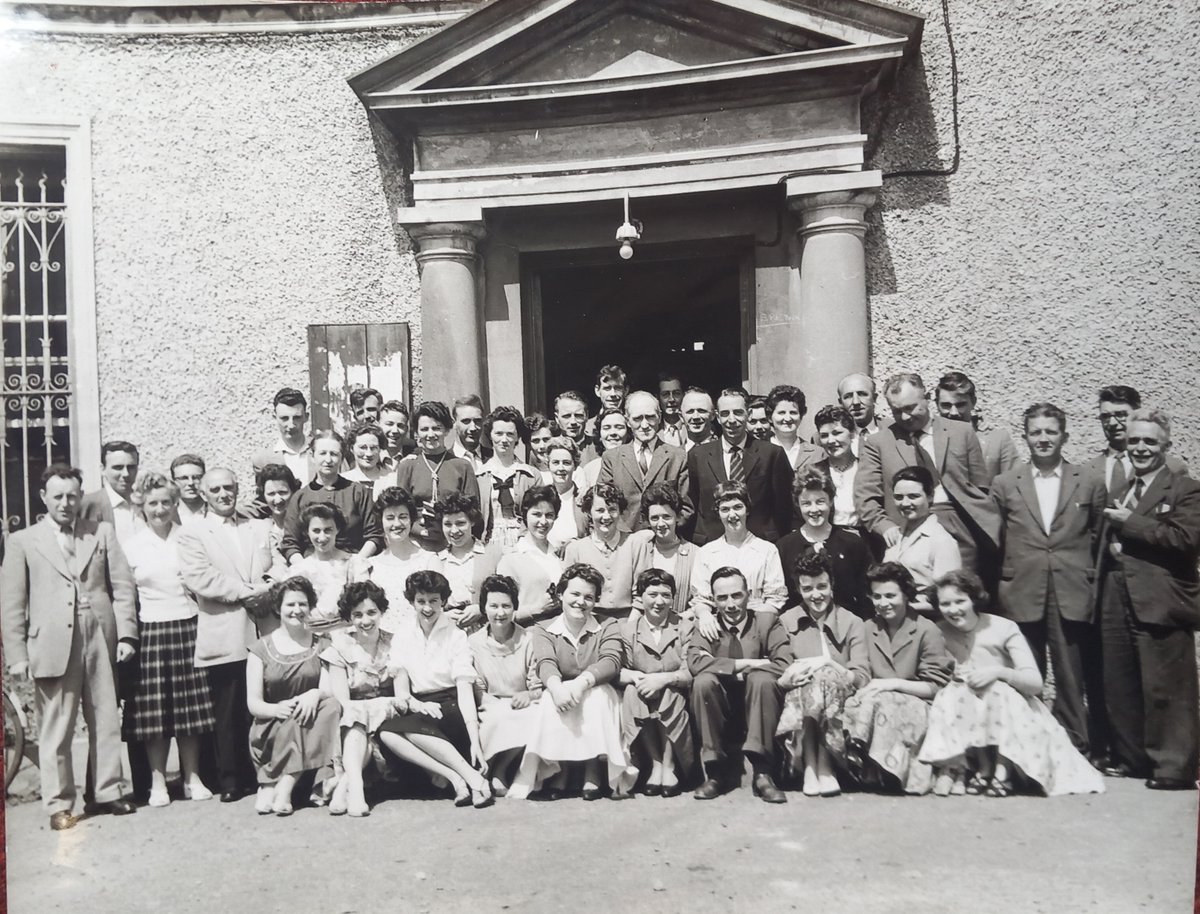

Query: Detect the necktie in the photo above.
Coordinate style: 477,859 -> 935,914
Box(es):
1110,455 -> 1128,497
728,445 -> 745,484
908,430 -> 940,482
639,445 -> 652,478
1127,475 -> 1145,507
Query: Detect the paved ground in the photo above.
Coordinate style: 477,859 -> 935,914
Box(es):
4,775 -> 1197,914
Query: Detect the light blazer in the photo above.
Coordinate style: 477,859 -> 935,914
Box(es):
686,438 -> 794,545
597,440 -> 692,533
991,461 -> 1105,624
1093,468 -> 1200,630
0,518 -> 137,678
476,463 -> 540,544
78,489 -> 116,526
855,416 -> 1000,545
176,517 -> 284,667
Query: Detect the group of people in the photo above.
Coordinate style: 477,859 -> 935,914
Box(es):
2,364 -> 1197,831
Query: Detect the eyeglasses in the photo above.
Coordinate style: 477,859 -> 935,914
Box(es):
1098,412 -> 1130,423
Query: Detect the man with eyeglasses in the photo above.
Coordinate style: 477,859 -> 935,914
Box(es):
171,454 -> 209,525
1086,386 -> 1186,498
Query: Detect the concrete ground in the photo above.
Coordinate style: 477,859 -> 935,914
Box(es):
4,774 -> 1197,914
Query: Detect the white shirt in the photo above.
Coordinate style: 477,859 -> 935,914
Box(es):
452,441 -> 485,474
266,437 -> 313,483
721,436 -> 749,480
827,461 -> 860,527
205,510 -> 243,562
123,525 -> 198,623
438,541 -> 488,606
912,426 -> 950,505
388,613 -> 476,694
1105,451 -> 1134,493
544,613 -> 602,649
659,418 -> 687,449
769,435 -> 802,471
176,499 -> 208,526
883,514 -> 961,590
1124,465 -> 1166,507
1031,463 -> 1064,535
850,419 -> 881,458
547,488 -> 580,554
104,480 -> 144,547
369,550 -> 443,633
692,533 -> 787,613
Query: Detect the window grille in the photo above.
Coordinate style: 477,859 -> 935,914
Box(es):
1,150 -> 70,533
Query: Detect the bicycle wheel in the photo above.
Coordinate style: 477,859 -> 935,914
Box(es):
4,690 -> 25,792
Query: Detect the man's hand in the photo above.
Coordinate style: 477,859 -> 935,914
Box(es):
1103,506 -> 1132,527
8,661 -> 29,682
116,643 -> 136,663
883,526 -> 903,548
696,611 -> 720,641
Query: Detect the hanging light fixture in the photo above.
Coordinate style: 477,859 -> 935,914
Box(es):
615,190 -> 642,260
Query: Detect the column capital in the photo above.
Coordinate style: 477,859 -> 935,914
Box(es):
405,221 -> 487,267
785,171 -> 880,240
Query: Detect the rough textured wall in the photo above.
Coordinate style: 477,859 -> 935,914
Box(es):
0,27 -> 431,479
868,0 -> 1200,465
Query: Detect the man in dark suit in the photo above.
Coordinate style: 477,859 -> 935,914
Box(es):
855,372 -> 999,573
991,403 -> 1107,758
1084,385 -> 1186,497
1094,408 -> 1200,790
687,566 -> 792,802
686,388 -> 793,546
597,390 -> 691,533
0,465 -> 139,829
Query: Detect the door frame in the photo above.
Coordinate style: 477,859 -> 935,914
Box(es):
518,236 -> 757,412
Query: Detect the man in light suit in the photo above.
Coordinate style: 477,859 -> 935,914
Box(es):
1094,408 -> 1200,790
0,465 -> 139,830
686,388 -> 794,546
79,440 -> 142,547
597,390 -> 692,533
991,403 -> 1107,758
855,372 -> 1000,573
1085,385 -> 1187,497
177,467 -> 282,802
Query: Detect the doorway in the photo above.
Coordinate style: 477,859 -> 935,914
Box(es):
522,243 -> 749,412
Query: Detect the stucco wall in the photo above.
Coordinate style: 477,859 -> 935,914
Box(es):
0,26 -> 433,480
2,0 -> 1198,483
866,0 -> 1200,465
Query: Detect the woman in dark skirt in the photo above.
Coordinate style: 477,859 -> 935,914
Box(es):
122,472 -> 216,807
376,570 -> 493,807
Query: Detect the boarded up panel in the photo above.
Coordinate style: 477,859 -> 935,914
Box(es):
308,322 -> 411,435
307,324 -> 330,432
365,322 -> 411,409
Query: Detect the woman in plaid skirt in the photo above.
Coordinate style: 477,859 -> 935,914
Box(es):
122,472 -> 216,807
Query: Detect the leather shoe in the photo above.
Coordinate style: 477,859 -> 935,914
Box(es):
641,784 -> 662,797
1100,763 -> 1139,779
220,788 -> 249,803
752,773 -> 787,804
1146,777 -> 1196,791
661,784 -> 682,798
98,798 -> 137,816
49,811 -> 76,831
581,786 -> 604,801
692,778 -> 727,800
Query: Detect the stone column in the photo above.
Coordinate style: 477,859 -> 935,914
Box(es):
407,221 -> 487,404
784,174 -> 879,425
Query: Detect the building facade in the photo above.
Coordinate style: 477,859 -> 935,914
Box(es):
1,0 -> 1196,525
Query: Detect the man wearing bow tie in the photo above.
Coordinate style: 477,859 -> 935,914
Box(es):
0,465 -> 139,830
597,390 -> 691,533
1094,408 -> 1200,790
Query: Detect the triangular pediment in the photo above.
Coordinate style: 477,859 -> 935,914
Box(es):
351,0 -> 924,97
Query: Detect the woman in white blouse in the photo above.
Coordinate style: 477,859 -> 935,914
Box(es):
341,422 -> 391,500
122,472 -> 216,807
543,436 -> 587,553
375,570 -> 493,807
812,404 -> 861,530
882,466 -> 961,613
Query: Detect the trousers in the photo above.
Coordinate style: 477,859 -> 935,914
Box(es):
690,670 -> 782,776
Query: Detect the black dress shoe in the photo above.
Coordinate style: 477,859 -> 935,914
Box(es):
661,784 -> 682,798
219,789 -> 244,803
49,811 -> 77,831
581,786 -> 604,801
692,778 -> 726,800
98,798 -> 138,816
641,784 -> 662,797
1100,763 -> 1139,779
752,774 -> 787,804
1146,777 -> 1196,791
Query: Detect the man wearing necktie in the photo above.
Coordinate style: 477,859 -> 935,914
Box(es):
1094,408 -> 1200,790
0,465 -> 139,830
597,391 -> 691,533
686,388 -> 794,546
1085,385 -> 1187,498
855,372 -> 999,576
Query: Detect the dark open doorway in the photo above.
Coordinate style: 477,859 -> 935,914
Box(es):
523,243 -> 749,412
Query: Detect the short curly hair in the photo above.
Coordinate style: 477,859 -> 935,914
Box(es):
793,549 -> 834,582
556,563 -> 604,599
792,467 -> 835,503
483,405 -> 529,448
271,575 -> 319,616
404,569 -> 451,603
300,502 -> 346,532
866,562 -> 919,604
479,574 -> 520,612
521,484 -> 562,519
640,482 -> 683,521
933,569 -> 989,610
413,400 -> 452,431
336,579 -> 389,622
635,567 -> 677,597
580,481 -> 628,515
375,486 -> 417,519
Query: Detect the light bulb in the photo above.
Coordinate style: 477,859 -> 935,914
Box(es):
619,241 -> 634,260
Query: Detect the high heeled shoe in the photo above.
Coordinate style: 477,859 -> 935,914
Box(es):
471,783 -> 494,808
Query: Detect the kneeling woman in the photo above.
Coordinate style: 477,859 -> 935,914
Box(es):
246,577 -> 342,816
829,562 -> 952,794
775,550 -> 869,797
509,564 -> 635,800
619,569 -> 694,797
918,570 -> 1104,797
468,574 -> 542,794
376,570 -> 493,807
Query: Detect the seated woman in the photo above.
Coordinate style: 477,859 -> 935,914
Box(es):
627,483 -> 697,619
436,491 -> 499,633
543,436 -> 588,553
246,576 -> 342,816
121,472 -> 215,807
580,407 -> 631,490
376,570 -> 493,808
496,486 -> 565,625
395,400 -> 482,551
829,562 -> 952,795
508,564 -> 635,800
919,571 -> 1105,797
882,466 -> 961,613
777,468 -> 873,620
525,412 -> 553,477
342,422 -> 392,500
256,462 -> 300,553
477,406 -> 540,551
619,569 -> 694,797
468,574 -> 542,795
775,551 -> 869,798
563,482 -> 635,619
366,486 -> 442,632
811,405 -> 861,532
290,503 -> 358,626
323,580 -> 396,817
